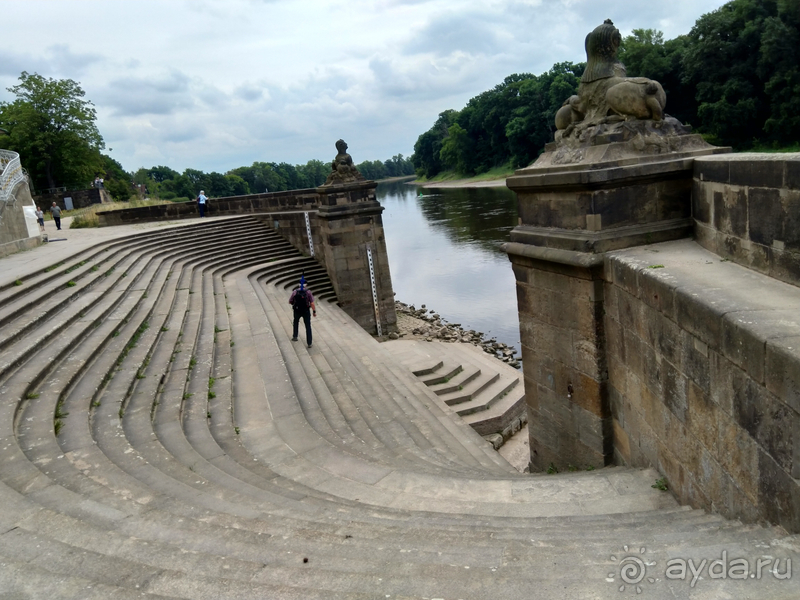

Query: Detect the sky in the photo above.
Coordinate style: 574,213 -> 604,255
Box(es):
1,0 -> 730,175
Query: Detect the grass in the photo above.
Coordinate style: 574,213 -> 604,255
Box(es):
69,198 -> 174,229
189,356 -> 197,370
54,419 -> 63,435
14,279 -> 23,286
183,392 -> 193,400
413,162 -> 515,185
115,322 -> 149,367
64,260 -> 87,274
25,392 -> 40,400
54,401 -> 69,419
652,477 -> 669,491
648,265 -> 665,269
546,463 -> 559,474
748,141 -> 800,153
66,281 -> 77,287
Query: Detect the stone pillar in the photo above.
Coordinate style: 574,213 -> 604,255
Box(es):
316,180 -> 397,336
504,142 -> 727,472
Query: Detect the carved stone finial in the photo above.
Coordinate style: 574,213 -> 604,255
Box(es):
323,139 -> 365,186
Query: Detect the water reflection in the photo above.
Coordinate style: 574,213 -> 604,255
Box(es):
377,180 -> 522,353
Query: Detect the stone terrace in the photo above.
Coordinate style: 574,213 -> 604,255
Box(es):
0,216 -> 797,599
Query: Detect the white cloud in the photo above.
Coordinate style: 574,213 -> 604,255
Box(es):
0,0 -> 730,173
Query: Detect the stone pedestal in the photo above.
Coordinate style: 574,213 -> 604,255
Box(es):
504,138 -> 728,472
317,180 -> 397,336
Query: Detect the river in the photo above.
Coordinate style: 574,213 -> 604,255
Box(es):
377,179 -> 521,354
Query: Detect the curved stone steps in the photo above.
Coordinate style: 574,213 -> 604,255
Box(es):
0,216 -> 797,599
251,265 -> 515,477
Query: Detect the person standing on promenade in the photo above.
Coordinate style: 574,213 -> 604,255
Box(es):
197,190 -> 208,217
50,202 -> 62,230
289,276 -> 316,348
35,206 -> 45,231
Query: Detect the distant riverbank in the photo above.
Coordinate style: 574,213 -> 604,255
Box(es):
412,177 -> 508,188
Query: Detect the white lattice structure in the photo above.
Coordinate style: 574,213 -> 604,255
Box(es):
0,149 -> 26,205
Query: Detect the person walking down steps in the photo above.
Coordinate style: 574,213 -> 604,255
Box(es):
289,276 -> 316,348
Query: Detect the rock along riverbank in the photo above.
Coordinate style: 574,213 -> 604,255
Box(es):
388,301 -> 521,369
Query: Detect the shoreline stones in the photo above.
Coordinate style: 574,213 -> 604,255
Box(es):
393,301 -> 521,369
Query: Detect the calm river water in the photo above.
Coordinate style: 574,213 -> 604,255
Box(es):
377,179 -> 521,353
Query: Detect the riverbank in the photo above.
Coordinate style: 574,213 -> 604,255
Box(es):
409,165 -> 514,188
389,301 -> 520,369
414,177 -> 508,188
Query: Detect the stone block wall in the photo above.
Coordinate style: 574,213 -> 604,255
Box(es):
511,253 -> 610,471
604,246 -> 800,532
0,181 -> 42,258
251,211 -> 322,266
317,198 -> 397,336
97,189 -> 320,226
693,154 -> 800,288
34,187 -> 109,210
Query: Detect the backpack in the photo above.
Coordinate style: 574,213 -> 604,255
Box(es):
292,289 -> 309,311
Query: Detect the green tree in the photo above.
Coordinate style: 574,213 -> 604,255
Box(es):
681,0 -> 775,147
101,154 -> 133,201
619,30 -> 696,125
0,72 -> 104,190
438,123 -> 470,173
412,109 -> 459,178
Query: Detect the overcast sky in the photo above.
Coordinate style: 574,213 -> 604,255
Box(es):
1,0 -> 729,174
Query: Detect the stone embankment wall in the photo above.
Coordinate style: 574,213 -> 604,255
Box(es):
34,187 -> 111,210
96,189 -> 320,227
0,180 -> 41,258
506,152 -> 800,532
604,154 -> 800,532
693,154 -> 800,288
97,184 -> 397,337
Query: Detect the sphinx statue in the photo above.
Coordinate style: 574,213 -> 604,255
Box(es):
323,139 -> 365,186
555,20 -> 671,138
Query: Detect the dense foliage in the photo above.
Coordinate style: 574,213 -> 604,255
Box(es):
1,72 -> 412,202
132,154 -> 413,202
0,72 -> 105,190
412,0 -> 800,177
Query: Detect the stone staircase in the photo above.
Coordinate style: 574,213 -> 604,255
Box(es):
391,339 -> 527,446
0,215 -> 797,599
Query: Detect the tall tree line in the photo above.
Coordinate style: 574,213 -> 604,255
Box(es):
133,154 -> 414,201
1,73 -> 413,202
413,0 -> 800,178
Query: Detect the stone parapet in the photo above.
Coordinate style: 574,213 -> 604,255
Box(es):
693,153 -> 800,289
604,239 -> 800,532
97,188 -> 321,226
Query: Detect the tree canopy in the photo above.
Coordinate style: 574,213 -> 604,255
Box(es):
412,0 -> 800,177
0,72 -> 105,190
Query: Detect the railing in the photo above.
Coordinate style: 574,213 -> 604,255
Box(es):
0,149 -> 26,205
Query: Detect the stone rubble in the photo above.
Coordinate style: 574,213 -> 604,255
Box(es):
392,301 -> 521,369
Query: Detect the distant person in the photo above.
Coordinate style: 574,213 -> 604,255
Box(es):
50,202 -> 62,230
93,176 -> 100,188
98,177 -> 104,189
197,190 -> 208,217
289,276 -> 316,348
35,206 -> 44,231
